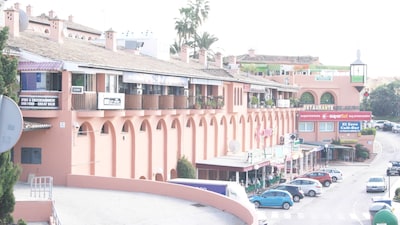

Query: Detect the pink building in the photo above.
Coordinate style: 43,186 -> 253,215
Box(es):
5,5 -> 300,187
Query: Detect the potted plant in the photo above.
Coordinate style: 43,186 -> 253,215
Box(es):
266,99 -> 274,108
250,96 -> 258,107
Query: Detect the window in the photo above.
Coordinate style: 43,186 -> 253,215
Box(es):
72,73 -> 96,91
21,72 -> 61,91
21,147 -> 42,164
106,74 -> 119,93
299,122 -> 314,132
320,92 -> 334,104
319,122 -> 334,132
299,92 -> 315,104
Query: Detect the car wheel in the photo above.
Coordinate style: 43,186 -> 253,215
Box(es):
332,177 -> 337,182
308,190 -> 316,197
254,201 -> 261,208
293,195 -> 300,202
282,202 -> 291,210
324,181 -> 331,187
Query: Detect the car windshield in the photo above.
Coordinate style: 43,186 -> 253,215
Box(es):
369,177 -> 383,182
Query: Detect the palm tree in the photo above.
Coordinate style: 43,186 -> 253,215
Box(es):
188,0 -> 210,58
189,0 -> 210,28
172,0 -> 210,56
195,32 -> 218,59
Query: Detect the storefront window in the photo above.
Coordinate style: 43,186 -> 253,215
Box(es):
21,72 -> 62,91
319,122 -> 334,132
299,122 -> 314,132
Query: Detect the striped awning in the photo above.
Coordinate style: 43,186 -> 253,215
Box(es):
18,61 -> 63,72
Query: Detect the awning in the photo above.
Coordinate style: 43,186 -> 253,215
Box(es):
18,61 -> 63,72
123,72 -> 189,87
23,121 -> 52,132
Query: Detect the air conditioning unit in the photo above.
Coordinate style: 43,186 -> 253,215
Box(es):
71,86 -> 84,94
136,89 -> 143,95
184,89 -> 189,96
135,83 -> 142,89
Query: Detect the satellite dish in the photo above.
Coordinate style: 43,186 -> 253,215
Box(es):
19,9 -> 29,31
228,140 -> 241,154
0,95 -> 23,153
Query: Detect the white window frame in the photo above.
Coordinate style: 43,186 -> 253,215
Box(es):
299,122 -> 314,132
319,122 -> 334,132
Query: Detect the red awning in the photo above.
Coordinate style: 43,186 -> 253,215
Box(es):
18,61 -> 63,72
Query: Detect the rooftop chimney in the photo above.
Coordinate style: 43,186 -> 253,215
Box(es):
49,18 -> 63,44
180,44 -> 189,63
248,48 -> 255,57
26,5 -> 32,17
49,10 -> 54,19
199,48 -> 207,67
214,52 -> 223,69
105,29 -> 117,51
5,7 -> 19,37
14,3 -> 20,10
68,15 -> 73,22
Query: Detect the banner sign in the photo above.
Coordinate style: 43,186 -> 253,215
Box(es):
298,111 -> 371,121
339,121 -> 361,133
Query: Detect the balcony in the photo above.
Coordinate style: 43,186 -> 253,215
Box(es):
71,94 -> 224,111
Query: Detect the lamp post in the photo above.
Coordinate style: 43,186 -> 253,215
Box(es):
324,144 -> 329,168
388,162 -> 392,198
289,134 -> 296,180
254,164 -> 260,193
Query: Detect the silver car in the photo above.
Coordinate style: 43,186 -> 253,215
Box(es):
320,168 -> 343,182
288,178 -> 323,197
366,176 -> 387,192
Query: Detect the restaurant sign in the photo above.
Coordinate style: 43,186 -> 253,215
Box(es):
19,95 -> 59,109
339,121 -> 361,133
298,111 -> 371,122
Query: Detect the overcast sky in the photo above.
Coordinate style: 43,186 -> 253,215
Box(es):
4,0 -> 400,77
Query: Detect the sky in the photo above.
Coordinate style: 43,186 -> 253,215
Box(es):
3,0 -> 400,77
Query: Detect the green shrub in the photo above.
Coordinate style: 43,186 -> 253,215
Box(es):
360,128 -> 376,135
177,156 -> 196,178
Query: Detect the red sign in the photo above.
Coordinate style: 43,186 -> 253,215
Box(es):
298,111 -> 372,121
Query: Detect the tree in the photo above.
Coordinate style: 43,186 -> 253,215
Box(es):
369,80 -> 400,117
177,156 -> 196,178
0,27 -> 21,225
195,32 -> 218,59
172,0 -> 214,58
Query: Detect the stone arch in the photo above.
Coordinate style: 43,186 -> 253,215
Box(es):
139,119 -> 152,179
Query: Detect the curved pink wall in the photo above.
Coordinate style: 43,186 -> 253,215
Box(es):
66,174 -> 257,225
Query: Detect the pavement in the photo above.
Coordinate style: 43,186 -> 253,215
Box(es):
14,183 -> 248,225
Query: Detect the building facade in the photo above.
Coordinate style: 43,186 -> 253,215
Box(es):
4,5 -> 303,186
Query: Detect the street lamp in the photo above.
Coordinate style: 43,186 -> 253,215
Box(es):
289,134 -> 296,180
324,144 -> 329,167
254,164 -> 260,193
388,162 -> 392,198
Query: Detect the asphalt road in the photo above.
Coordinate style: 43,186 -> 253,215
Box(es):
257,131 -> 400,225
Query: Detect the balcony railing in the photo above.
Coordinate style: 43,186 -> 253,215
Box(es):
71,94 -> 224,111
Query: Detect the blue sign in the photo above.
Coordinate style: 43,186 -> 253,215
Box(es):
339,121 -> 361,133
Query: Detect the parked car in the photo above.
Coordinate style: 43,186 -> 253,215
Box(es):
319,168 -> 343,182
383,121 -> 394,131
392,124 -> 400,133
248,189 -> 294,209
366,176 -> 387,193
288,178 -> 323,197
373,120 -> 388,129
386,161 -> 400,176
295,171 -> 332,187
271,183 -> 304,202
